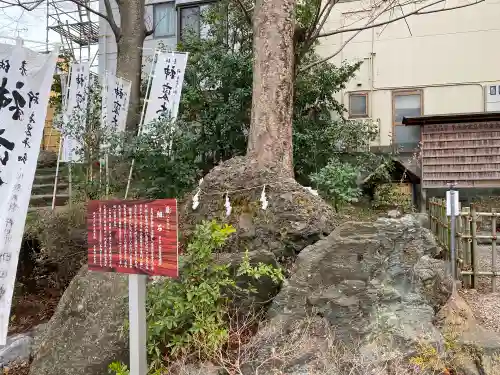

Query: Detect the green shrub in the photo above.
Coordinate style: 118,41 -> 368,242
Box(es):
109,220 -> 284,374
372,183 -> 414,213
310,156 -> 361,212
107,362 -> 129,375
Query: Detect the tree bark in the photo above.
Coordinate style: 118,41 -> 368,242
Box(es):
115,0 -> 146,133
246,0 -> 296,177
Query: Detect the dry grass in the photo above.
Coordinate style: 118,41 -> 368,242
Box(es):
338,205 -> 388,222
165,311 -> 463,375
8,204 -> 86,335
2,361 -> 30,375
8,290 -> 59,335
24,204 -> 87,289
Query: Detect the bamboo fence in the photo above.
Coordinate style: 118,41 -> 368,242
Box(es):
429,198 -> 499,291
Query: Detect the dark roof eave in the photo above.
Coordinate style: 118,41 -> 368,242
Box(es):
402,111 -> 500,126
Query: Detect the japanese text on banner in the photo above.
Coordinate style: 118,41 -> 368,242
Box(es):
103,73 -> 131,134
142,52 -> 187,132
0,44 -> 58,345
62,62 -> 90,163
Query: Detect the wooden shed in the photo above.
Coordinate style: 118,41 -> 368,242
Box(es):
403,111 -> 500,208
361,159 -> 421,207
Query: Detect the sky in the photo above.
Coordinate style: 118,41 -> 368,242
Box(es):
0,1 -> 99,63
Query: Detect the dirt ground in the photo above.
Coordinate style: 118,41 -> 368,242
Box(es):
2,361 -> 30,375
8,289 -> 60,335
458,244 -> 500,334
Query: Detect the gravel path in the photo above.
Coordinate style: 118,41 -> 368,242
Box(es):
459,244 -> 500,334
469,244 -> 500,293
460,290 -> 500,334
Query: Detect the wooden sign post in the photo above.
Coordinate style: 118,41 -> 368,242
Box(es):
87,199 -> 179,375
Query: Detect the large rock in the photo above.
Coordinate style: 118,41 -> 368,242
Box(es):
242,215 -> 452,374
36,151 -> 58,168
0,333 -> 33,367
180,157 -> 337,259
0,323 -> 48,368
435,292 -> 500,375
29,265 -> 129,375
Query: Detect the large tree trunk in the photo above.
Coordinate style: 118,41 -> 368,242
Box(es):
246,0 -> 296,177
116,0 -> 146,133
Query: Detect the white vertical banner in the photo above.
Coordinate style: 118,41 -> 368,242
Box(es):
105,73 -> 131,133
142,51 -> 188,133
101,71 -> 108,132
62,62 -> 90,163
0,43 -> 58,345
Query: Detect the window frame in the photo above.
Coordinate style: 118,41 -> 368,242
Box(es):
348,91 -> 369,118
178,4 -> 201,42
392,89 -> 423,127
177,1 -> 216,43
153,1 -> 176,39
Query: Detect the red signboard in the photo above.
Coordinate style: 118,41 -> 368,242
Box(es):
87,199 -> 178,277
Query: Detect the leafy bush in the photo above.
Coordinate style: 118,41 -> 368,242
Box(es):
107,362 -> 129,375
310,156 -> 361,212
112,119 -> 203,199
109,221 -> 284,374
372,183 -> 414,213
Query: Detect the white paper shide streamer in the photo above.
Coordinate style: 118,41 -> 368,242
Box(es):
62,62 -> 90,163
191,178 -> 203,210
0,44 -> 58,344
225,193 -> 232,217
304,186 -> 318,196
192,188 -> 200,210
260,185 -> 268,210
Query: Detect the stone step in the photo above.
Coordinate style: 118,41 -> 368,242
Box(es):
35,167 -> 60,176
33,173 -> 67,184
31,183 -> 69,195
29,194 -> 69,208
28,205 -> 67,214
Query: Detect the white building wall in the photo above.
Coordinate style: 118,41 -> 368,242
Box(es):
97,0 -> 500,148
317,0 -> 500,146
98,0 -> 186,78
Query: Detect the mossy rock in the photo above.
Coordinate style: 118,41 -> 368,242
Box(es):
36,151 -> 58,168
180,157 -> 338,258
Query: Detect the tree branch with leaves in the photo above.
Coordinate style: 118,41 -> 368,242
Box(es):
233,0 -> 484,72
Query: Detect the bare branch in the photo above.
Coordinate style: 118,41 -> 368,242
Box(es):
143,5 -> 173,38
310,0 -> 337,43
398,3 -> 413,36
318,0 -> 484,39
298,0 -> 337,65
299,0 -> 485,72
102,0 -> 121,39
65,0 -> 121,39
300,28 -> 363,72
310,0 -> 323,32
144,9 -> 154,37
15,0 -> 43,11
301,0 -> 398,72
233,0 -> 252,25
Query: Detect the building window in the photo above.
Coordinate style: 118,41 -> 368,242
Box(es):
153,2 -> 176,38
392,90 -> 422,147
349,92 -> 368,118
393,90 -> 422,125
179,3 -> 214,41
